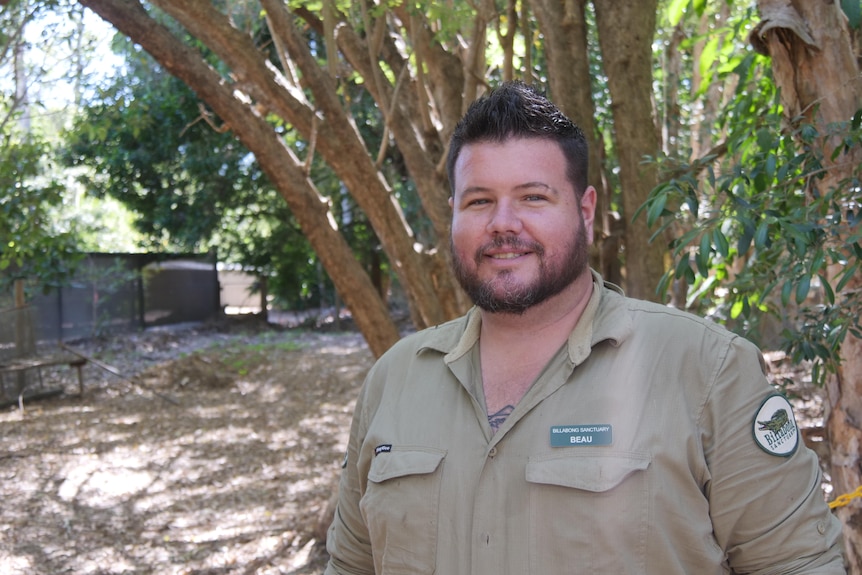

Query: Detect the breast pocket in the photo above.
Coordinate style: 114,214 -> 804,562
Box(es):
359,447 -> 446,575
526,451 -> 651,574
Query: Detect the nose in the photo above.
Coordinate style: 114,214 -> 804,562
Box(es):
486,200 -> 523,235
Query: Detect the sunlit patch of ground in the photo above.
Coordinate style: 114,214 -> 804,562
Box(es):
0,322 -> 372,574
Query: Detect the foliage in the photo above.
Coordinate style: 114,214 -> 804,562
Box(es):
642,46 -> 862,386
0,0 -> 138,294
61,30 -> 398,310
63,40 -> 238,249
0,127 -> 83,290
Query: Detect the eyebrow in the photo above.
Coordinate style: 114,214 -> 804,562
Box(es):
459,182 -> 560,197
515,182 -> 559,195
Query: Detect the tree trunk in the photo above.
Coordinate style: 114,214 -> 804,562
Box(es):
528,0 -> 619,282
78,0 -> 401,357
592,0 -> 665,301
160,0 -> 452,331
752,1 -> 862,570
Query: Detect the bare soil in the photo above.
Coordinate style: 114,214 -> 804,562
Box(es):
0,318 -> 830,574
0,318 -> 374,575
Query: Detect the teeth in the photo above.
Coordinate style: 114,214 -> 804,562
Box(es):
491,253 -> 523,259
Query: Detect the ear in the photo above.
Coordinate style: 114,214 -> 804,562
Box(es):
580,186 -> 598,244
448,196 -> 454,210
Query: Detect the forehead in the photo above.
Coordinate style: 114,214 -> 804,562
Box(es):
453,138 -> 568,192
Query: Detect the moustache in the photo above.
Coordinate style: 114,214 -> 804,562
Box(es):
476,236 -> 545,259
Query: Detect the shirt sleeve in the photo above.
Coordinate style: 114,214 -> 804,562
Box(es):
324,373 -> 376,575
701,335 -> 846,574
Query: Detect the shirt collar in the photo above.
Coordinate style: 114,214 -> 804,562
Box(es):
419,269 -> 632,364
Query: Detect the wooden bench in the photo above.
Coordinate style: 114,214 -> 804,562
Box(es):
0,354 -> 88,408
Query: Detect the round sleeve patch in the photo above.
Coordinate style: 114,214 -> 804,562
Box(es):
752,394 -> 799,457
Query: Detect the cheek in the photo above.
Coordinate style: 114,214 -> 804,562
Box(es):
450,216 -> 476,247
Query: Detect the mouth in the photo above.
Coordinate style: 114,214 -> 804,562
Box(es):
475,237 -> 542,265
487,251 -> 530,260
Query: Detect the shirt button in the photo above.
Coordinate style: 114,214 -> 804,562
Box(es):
817,521 -> 827,535
488,447 -> 498,458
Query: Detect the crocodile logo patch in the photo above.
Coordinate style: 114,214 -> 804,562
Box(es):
752,394 -> 799,457
758,409 -> 790,434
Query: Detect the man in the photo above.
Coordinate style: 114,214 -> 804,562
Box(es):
324,81 -> 845,574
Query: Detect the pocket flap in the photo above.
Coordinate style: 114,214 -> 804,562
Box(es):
367,448 -> 446,483
526,452 -> 650,493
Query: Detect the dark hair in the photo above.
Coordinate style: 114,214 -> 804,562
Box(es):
446,81 -> 589,197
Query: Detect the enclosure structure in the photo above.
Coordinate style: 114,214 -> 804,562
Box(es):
0,252 -> 221,406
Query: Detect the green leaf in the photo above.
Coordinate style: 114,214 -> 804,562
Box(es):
713,228 -> 730,258
836,262 -> 859,292
666,0 -> 688,26
765,154 -> 776,180
820,274 -> 835,305
810,250 -> 825,274
696,233 -> 712,277
795,275 -> 811,304
756,128 -> 774,150
737,221 -> 755,254
730,299 -> 744,319
754,220 -> 769,250
695,250 -> 710,279
646,193 -> 668,228
699,37 -> 720,87
675,256 -> 692,285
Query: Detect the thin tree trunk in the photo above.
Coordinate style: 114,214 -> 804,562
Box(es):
592,0 -> 665,301
752,1 -> 862,570
528,0 -> 618,281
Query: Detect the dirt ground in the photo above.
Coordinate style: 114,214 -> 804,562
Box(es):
0,317 -> 374,575
0,317 -> 831,575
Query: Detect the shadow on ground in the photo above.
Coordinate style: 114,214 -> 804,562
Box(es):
0,321 -> 373,575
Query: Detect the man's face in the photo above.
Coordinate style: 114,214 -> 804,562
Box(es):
449,138 -> 596,314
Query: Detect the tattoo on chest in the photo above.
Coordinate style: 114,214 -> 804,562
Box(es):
488,404 -> 515,431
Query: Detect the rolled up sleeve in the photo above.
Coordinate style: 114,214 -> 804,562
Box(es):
702,337 -> 845,574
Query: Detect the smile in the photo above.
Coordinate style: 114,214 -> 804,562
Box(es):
489,252 -> 528,259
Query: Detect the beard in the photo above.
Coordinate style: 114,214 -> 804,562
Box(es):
451,222 -> 590,315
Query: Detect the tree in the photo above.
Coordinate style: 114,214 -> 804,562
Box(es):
71,0 -> 666,357
0,0 -> 86,292
641,0 -> 862,566
751,0 -> 862,568
64,29 -> 417,312
592,0 -> 665,301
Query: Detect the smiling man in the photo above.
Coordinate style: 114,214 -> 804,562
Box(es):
323,82 -> 845,575
449,138 -> 593,316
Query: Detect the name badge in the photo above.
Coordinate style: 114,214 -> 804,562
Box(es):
550,425 -> 613,447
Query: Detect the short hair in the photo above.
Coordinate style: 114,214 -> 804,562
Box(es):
446,81 -> 589,198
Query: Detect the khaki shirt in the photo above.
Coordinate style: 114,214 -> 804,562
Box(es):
325,274 -> 845,574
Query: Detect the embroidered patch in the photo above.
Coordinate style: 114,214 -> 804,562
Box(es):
550,425 -> 613,447
374,444 -> 392,456
752,394 -> 799,457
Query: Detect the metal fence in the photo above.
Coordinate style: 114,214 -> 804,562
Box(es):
1,252 -> 221,347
